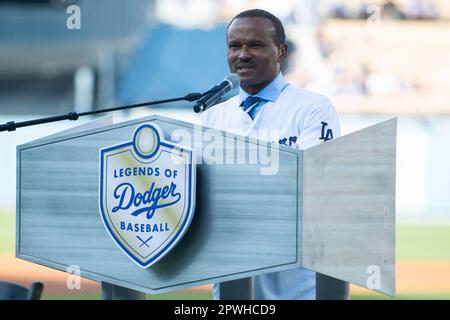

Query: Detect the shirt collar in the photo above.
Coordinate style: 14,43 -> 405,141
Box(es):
239,72 -> 288,105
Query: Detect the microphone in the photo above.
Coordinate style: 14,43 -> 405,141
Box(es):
193,74 -> 240,113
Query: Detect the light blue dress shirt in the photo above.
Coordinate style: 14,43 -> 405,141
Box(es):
239,72 -> 288,119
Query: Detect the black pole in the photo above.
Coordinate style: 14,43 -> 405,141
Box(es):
220,277 -> 253,300
316,273 -> 350,300
0,92 -> 202,133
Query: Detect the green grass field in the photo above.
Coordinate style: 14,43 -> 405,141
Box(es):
397,224 -> 450,261
0,211 -> 14,254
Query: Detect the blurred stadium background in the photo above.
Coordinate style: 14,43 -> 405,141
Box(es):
1,0 -> 449,299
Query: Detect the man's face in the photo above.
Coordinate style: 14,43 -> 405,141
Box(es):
227,17 -> 287,95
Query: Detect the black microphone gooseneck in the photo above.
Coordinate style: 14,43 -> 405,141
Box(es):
0,92 -> 202,133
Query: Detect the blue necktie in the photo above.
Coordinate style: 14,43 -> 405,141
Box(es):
241,96 -> 262,120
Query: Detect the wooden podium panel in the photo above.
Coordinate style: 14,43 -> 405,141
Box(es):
302,118 -> 396,296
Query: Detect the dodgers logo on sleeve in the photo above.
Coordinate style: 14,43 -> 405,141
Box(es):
319,121 -> 333,142
99,123 -> 196,268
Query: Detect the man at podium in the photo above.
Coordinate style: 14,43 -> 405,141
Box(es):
201,9 -> 341,299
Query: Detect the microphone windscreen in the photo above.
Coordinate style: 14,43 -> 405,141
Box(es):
225,73 -> 240,90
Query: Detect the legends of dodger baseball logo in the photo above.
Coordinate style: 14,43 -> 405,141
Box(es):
99,123 -> 196,268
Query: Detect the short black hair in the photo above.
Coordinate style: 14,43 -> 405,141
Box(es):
227,9 -> 286,46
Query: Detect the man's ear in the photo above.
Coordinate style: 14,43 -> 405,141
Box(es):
278,43 -> 289,63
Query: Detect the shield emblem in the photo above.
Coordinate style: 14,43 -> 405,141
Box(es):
99,123 -> 196,268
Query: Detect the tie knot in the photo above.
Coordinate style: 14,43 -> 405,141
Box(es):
241,96 -> 261,112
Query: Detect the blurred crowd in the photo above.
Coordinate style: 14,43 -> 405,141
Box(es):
330,0 -> 439,20
154,0 -> 449,98
287,27 -> 423,96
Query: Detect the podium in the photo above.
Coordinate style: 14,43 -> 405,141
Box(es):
16,115 -> 396,298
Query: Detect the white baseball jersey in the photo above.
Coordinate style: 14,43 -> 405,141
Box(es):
201,76 -> 340,300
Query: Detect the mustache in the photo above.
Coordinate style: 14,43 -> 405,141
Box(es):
236,62 -> 256,68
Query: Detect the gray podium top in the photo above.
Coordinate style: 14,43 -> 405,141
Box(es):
16,115 -> 396,296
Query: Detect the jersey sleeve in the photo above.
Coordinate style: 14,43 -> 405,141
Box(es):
297,100 -> 340,150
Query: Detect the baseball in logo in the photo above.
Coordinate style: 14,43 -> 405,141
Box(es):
99,123 -> 196,268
